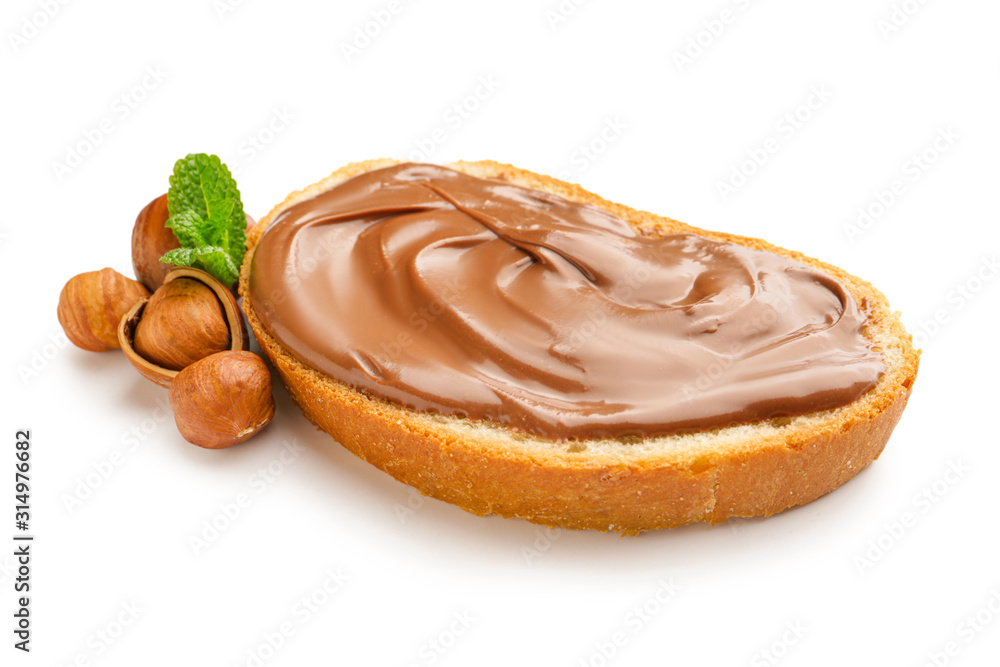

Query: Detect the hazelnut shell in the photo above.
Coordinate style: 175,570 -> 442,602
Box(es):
133,278 -> 231,371
118,267 -> 248,387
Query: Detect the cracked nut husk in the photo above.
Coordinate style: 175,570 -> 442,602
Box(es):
134,277 -> 231,371
118,267 -> 249,388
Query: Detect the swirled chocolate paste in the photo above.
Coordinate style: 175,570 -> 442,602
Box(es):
248,163 -> 883,439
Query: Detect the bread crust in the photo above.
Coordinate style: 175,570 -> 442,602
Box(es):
239,159 -> 920,535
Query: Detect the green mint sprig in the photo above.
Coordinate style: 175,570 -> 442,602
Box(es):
159,153 -> 247,288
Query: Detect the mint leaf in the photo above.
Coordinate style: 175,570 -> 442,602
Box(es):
164,210 -> 208,248
161,246 -> 240,288
161,153 -> 247,287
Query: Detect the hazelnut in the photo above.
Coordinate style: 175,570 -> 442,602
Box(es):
169,351 -> 275,449
134,278 -> 230,371
119,267 -> 249,388
131,193 -> 257,292
57,268 -> 150,352
131,194 -> 178,292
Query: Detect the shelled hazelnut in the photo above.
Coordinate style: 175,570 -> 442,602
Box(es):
118,267 -> 248,388
134,278 -> 230,370
169,351 -> 275,449
60,154 -> 274,451
131,194 -> 178,292
57,268 -> 150,352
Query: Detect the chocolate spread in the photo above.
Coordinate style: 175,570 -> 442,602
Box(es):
248,163 -> 883,439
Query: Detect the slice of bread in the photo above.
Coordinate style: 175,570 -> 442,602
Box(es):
238,159 -> 919,535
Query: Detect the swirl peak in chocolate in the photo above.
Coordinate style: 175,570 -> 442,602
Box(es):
248,163 -> 883,439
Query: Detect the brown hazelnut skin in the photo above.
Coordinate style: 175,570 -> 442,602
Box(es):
169,351 -> 275,449
131,193 -> 258,292
131,194 -> 179,292
133,278 -> 230,371
57,268 -> 150,352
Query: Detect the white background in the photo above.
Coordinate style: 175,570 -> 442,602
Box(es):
2,0 -> 999,665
